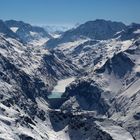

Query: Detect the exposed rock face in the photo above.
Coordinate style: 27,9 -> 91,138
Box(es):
61,39 -> 140,140
0,29 -> 79,139
115,23 -> 140,40
0,20 -> 20,40
49,110 -> 134,140
0,53 -> 48,100
96,52 -> 135,78
62,79 -> 110,115
0,19 -> 140,140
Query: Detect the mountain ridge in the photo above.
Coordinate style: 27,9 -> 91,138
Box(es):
0,18 -> 140,140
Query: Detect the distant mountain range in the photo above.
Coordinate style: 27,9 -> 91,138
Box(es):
0,19 -> 52,46
43,25 -> 72,34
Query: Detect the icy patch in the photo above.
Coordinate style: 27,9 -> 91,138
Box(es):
10,27 -> 18,33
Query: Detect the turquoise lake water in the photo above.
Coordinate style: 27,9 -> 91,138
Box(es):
47,92 -> 63,99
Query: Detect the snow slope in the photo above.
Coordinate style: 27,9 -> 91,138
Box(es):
1,19 -> 140,140
60,37 -> 140,140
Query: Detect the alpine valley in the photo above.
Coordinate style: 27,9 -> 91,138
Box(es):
0,19 -> 140,140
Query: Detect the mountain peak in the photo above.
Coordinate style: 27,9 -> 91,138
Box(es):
46,19 -> 126,48
0,19 -> 19,39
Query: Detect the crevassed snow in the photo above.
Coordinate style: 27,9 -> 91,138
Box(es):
10,27 -> 18,33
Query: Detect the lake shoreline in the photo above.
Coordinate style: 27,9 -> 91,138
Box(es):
48,77 -> 75,98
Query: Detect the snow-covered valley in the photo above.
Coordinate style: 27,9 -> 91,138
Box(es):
0,19 -> 140,140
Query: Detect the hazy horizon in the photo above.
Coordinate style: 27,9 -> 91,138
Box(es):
0,0 -> 140,26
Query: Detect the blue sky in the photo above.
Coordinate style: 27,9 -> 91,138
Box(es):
0,0 -> 140,26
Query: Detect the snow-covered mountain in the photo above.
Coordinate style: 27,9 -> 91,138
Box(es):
0,25 -> 80,139
0,19 -> 140,140
0,20 -> 21,41
60,38 -> 140,140
48,20 -> 140,140
46,19 -> 126,48
48,21 -> 139,72
5,20 -> 52,46
115,23 -> 140,40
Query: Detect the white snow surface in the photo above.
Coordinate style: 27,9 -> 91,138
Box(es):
1,24 -> 140,140
10,27 -> 18,32
56,38 -> 133,71
96,121 -> 134,140
133,29 -> 140,34
58,39 -> 89,51
29,37 -> 49,47
48,77 -> 75,98
52,77 -> 75,93
30,31 -> 38,36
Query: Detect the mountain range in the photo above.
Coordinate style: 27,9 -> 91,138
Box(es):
0,19 -> 140,140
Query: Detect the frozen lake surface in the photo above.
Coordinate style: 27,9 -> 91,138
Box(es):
48,77 -> 75,98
